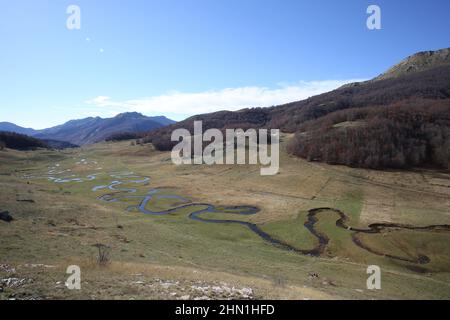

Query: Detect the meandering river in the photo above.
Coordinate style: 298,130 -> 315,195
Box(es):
24,160 -> 450,268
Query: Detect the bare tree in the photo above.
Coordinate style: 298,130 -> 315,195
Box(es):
93,243 -> 111,266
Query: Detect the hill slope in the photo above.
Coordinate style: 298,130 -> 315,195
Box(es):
0,131 -> 48,150
374,47 -> 450,81
143,48 -> 450,169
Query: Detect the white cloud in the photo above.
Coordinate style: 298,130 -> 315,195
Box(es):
85,79 -> 365,120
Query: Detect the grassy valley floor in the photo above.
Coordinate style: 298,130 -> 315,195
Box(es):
1,137 -> 450,299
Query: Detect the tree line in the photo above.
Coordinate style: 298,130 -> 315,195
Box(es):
0,131 -> 48,150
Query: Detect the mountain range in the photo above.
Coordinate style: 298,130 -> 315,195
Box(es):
0,112 -> 175,146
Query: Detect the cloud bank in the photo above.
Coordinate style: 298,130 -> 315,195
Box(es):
85,79 -> 364,120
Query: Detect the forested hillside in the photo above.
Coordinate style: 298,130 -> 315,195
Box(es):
287,99 -> 450,169
142,58 -> 450,169
0,131 -> 48,150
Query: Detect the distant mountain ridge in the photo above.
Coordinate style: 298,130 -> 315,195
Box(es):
0,122 -> 38,136
0,112 -> 175,146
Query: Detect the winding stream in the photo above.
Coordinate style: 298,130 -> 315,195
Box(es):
26,162 -> 450,267
94,177 -> 450,266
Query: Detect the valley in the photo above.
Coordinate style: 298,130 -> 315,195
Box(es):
2,0 -> 450,307
1,137 -> 449,299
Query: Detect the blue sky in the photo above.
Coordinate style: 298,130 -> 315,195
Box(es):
1,0 -> 449,128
